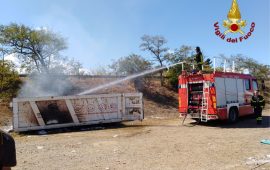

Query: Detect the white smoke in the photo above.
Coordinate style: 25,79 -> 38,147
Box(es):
18,73 -> 74,98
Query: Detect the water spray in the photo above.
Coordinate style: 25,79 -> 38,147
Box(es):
78,62 -> 184,95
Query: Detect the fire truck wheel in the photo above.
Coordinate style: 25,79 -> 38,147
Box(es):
228,108 -> 238,123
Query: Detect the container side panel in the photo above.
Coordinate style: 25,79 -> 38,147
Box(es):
71,96 -> 119,122
18,102 -> 39,128
123,94 -> 143,120
36,100 -> 73,125
65,99 -> 79,124
12,100 -> 19,130
14,93 -> 143,131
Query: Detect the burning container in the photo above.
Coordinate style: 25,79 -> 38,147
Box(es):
12,93 -> 143,132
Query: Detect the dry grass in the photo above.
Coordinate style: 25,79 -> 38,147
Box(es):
0,102 -> 12,126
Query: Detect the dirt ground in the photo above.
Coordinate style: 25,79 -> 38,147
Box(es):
10,110 -> 270,170
0,102 -> 13,127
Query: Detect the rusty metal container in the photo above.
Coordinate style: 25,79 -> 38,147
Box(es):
12,93 -> 143,132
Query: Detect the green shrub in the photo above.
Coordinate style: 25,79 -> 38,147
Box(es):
0,60 -> 21,101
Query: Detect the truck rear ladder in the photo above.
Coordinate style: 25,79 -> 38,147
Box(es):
200,83 -> 209,122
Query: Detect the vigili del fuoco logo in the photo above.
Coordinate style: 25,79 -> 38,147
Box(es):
214,0 -> 255,43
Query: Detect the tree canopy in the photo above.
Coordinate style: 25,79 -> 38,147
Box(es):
165,45 -> 194,88
0,60 -> 21,101
219,54 -> 270,80
110,54 -> 151,75
0,23 -> 67,73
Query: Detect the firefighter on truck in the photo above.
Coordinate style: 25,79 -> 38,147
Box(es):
251,90 -> 265,125
194,47 -> 203,71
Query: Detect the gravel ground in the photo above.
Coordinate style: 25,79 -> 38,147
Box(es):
9,110 -> 270,170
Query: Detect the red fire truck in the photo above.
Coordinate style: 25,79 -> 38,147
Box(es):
178,71 -> 258,122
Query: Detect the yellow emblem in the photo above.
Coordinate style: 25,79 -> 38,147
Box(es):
223,0 -> 246,35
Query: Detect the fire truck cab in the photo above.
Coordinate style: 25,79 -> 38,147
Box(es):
179,71 -> 257,122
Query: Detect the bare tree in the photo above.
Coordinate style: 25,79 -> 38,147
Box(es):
140,35 -> 168,85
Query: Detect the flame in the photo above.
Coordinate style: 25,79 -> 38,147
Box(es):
227,0 -> 241,20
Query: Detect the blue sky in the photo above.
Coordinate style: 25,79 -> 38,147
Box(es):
1,0 -> 269,69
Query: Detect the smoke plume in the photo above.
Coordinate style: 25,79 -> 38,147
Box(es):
18,73 -> 74,98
